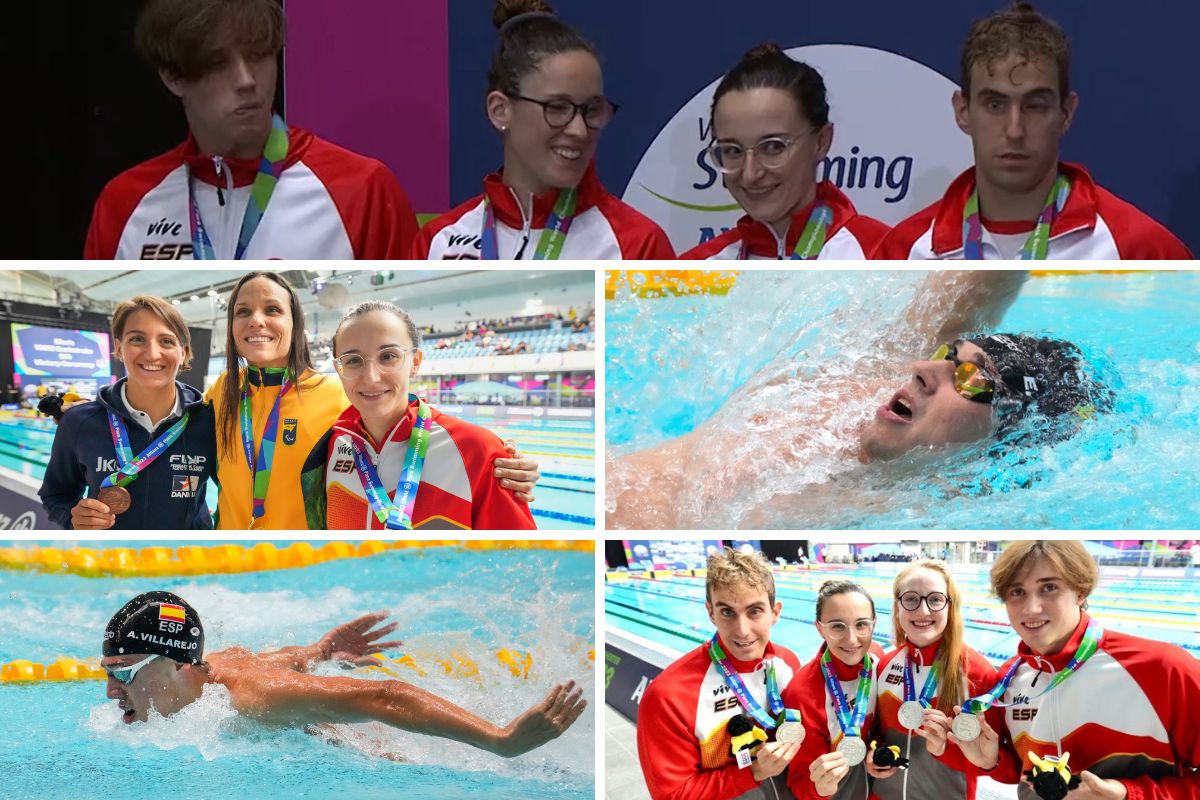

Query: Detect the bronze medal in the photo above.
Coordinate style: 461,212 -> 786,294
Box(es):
97,485 -> 132,515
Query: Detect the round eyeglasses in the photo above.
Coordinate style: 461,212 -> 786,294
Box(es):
508,95 -> 618,130
897,591 -> 950,612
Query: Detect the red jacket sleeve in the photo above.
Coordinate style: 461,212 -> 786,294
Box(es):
438,415 -> 535,530
350,161 -> 418,259
784,664 -> 832,800
636,677 -> 762,800
1118,645 -> 1200,800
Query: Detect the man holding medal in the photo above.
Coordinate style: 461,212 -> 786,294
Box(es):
872,2 -> 1191,260
84,0 -> 418,260
637,548 -> 804,800
924,541 -> 1200,800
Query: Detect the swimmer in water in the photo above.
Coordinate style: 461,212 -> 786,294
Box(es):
101,592 -> 586,758
607,270 -> 1111,529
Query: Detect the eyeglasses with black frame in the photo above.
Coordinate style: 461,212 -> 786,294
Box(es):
507,95 -> 619,130
896,591 -> 950,612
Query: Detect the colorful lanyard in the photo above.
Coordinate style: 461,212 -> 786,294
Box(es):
738,201 -> 832,260
479,186 -> 578,260
962,619 -> 1103,715
100,409 -> 190,489
188,113 -> 289,260
962,173 -> 1071,260
708,635 -> 798,730
819,649 -> 873,737
348,395 -> 432,530
240,368 -> 293,523
903,649 -> 940,708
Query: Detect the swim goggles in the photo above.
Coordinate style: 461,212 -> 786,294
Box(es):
104,654 -> 160,685
932,341 -> 996,404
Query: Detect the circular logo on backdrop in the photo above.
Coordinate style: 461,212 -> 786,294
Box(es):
622,44 -> 974,255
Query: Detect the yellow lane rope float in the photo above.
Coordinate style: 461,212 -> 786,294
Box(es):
0,540 -> 594,579
2,645 -> 597,684
605,269 -> 1165,300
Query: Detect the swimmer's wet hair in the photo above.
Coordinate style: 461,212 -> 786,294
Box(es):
815,580 -> 876,621
706,547 -> 776,606
970,333 -> 1114,447
488,0 -> 598,97
990,540 -> 1098,601
332,301 -> 422,357
711,43 -> 830,133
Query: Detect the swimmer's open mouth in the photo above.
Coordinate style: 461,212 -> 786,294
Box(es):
889,394 -> 913,419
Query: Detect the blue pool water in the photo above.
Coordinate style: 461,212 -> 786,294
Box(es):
0,544 -> 594,799
606,271 -> 1200,528
0,406 -> 594,530
605,563 -> 1200,666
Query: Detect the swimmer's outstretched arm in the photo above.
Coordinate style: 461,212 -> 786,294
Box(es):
903,270 -> 1029,349
227,670 -> 586,757
247,613 -> 403,672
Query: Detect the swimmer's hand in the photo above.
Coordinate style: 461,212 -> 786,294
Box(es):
494,440 -> 540,504
493,680 -> 586,757
71,497 -> 115,530
317,612 -> 403,666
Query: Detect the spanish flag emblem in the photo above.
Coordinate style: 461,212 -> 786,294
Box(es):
159,603 -> 186,624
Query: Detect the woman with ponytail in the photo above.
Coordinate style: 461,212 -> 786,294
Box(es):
867,559 -> 998,800
681,43 -> 889,260
413,0 -> 674,260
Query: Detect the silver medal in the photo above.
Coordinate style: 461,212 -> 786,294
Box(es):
897,700 -> 925,731
951,713 -> 982,742
775,720 -> 805,744
836,735 -> 867,766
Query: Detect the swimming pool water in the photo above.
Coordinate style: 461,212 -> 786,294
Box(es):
605,271 -> 1200,528
0,544 -> 595,799
605,564 -> 1200,666
0,408 -> 595,530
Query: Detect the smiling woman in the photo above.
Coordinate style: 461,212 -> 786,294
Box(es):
38,295 -> 218,530
411,0 -> 674,260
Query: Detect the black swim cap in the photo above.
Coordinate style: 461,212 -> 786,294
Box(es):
103,591 -> 204,665
968,334 -> 1092,416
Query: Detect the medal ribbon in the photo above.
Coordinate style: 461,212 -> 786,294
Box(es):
349,395 -> 432,530
708,634 -> 787,730
961,619 -> 1103,715
962,173 -> 1070,260
240,368 -> 293,522
479,186 -> 578,260
738,201 -> 833,260
100,408 -> 190,489
188,113 -> 289,260
903,648 -> 940,708
820,649 -> 873,738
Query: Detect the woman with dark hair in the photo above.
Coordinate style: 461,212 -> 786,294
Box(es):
40,296 -> 217,530
682,44 -> 889,260
299,301 -> 535,530
208,273 -> 541,529
412,0 -> 673,260
781,580 -> 885,799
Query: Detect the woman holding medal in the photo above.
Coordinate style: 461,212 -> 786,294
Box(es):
40,296 -> 217,530
680,43 -> 889,260
412,0 -> 674,260
934,541 -> 1200,800
868,560 -> 998,800
782,580 -> 885,800
299,301 -> 535,530
208,273 -> 541,530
